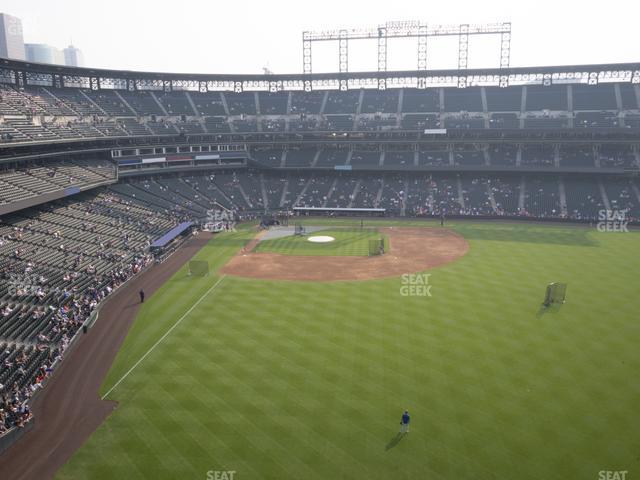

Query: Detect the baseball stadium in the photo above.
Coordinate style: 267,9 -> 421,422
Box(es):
0,8 -> 639,480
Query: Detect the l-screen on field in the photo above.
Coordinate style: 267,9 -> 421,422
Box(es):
61,220 -> 640,480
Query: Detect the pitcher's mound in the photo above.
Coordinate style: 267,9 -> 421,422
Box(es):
307,235 -> 335,243
222,227 -> 469,282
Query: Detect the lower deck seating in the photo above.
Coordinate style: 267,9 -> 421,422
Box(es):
0,189 -> 185,433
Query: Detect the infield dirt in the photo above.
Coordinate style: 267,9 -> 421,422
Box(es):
221,227 -> 469,281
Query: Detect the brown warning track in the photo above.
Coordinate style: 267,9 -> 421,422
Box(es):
221,227 -> 469,281
0,232 -> 213,480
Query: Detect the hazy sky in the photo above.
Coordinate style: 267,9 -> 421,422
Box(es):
3,0 -> 638,74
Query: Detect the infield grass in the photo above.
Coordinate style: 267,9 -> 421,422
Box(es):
58,220 -> 640,480
253,228 -> 388,256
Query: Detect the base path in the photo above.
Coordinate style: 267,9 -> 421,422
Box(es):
0,232 -> 213,480
222,227 -> 469,281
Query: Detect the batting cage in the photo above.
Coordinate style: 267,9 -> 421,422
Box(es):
543,282 -> 567,307
188,260 -> 209,277
368,237 -> 386,256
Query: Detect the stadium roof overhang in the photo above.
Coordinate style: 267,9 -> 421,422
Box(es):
1,57 -> 639,91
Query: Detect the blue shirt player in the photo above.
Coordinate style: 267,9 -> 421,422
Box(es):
400,410 -> 410,433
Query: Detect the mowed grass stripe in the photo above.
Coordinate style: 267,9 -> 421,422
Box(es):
100,229 -> 252,396
60,222 -> 640,480
102,275 -> 226,399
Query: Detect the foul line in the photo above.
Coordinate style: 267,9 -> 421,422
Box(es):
101,275 -> 226,399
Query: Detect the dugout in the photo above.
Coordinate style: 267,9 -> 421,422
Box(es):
149,221 -> 195,253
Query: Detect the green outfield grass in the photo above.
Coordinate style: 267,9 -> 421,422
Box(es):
58,221 -> 640,480
253,228 -> 388,256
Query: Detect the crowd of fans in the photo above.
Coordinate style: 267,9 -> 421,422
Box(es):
0,189 -> 187,437
0,251 -> 153,434
112,171 -> 639,222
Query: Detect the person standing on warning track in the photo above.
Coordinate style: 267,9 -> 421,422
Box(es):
139,289 -> 145,303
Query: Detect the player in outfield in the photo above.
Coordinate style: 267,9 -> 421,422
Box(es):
400,410 -> 410,433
